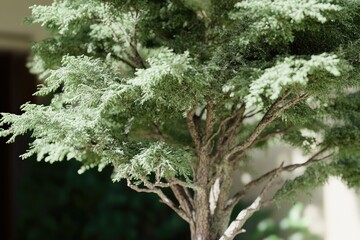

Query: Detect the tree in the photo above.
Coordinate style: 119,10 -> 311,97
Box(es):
1,0 -> 360,239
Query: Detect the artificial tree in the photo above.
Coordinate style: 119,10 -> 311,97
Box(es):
1,0 -> 360,239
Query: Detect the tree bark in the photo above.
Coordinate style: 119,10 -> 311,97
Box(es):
192,189 -> 211,240
191,150 -> 212,240
189,178 -> 234,240
190,156 -> 235,240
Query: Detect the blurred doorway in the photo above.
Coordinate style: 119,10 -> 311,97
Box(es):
0,50 -> 36,240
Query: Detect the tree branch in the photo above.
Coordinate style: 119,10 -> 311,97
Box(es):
138,171 -> 201,191
170,184 -> 194,220
223,104 -> 246,137
116,56 -> 137,70
204,102 -> 216,143
95,19 -> 138,71
152,122 -> 166,141
129,32 -> 146,69
127,178 -> 191,223
187,109 -> 202,152
211,104 -> 246,161
252,127 -> 291,145
170,178 -> 202,191
112,15 -> 145,69
225,92 -> 308,160
206,114 -> 234,147
220,104 -> 246,149
225,147 -> 332,210
243,109 -> 262,119
219,163 -> 284,240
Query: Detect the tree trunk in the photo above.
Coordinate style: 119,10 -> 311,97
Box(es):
191,189 -> 211,240
191,150 -> 212,240
190,191 -> 233,240
190,163 -> 235,240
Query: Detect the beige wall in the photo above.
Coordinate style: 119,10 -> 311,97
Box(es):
0,0 -> 51,50
324,178 -> 360,240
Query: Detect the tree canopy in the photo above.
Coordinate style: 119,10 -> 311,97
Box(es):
1,0 -> 360,239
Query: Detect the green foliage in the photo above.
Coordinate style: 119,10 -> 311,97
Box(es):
274,162 -> 332,202
275,93 -> 360,201
17,160 -> 189,240
232,0 -> 341,46
256,203 -> 320,240
112,141 -> 193,182
323,92 -> 360,150
331,154 -> 360,188
129,47 -> 207,109
245,53 -> 343,108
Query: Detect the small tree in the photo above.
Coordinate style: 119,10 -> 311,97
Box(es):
1,0 -> 360,239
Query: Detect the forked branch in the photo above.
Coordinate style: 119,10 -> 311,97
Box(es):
225,93 -> 308,160
170,185 -> 194,220
226,147 -> 332,210
219,163 -> 284,240
126,178 -> 192,223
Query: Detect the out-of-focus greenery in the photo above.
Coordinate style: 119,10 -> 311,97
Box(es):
16,160 -> 189,240
252,203 -> 320,240
231,203 -> 320,240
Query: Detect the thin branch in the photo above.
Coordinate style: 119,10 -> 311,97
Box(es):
204,102 -> 216,143
225,147 -> 332,210
94,19 -> 137,71
96,23 -> 137,70
252,127 -> 291,145
183,187 -> 194,206
127,179 -> 156,193
127,179 -> 191,223
243,109 -> 262,119
219,163 -> 284,240
129,17 -> 146,69
95,18 -> 144,70
225,93 -> 308,160
206,114 -> 234,146
187,109 -> 202,152
170,178 -> 202,191
139,130 -> 167,142
141,174 -> 200,191
114,18 -> 145,69
170,185 -> 194,220
260,153 -> 334,208
115,56 -> 137,70
152,122 -> 166,141
268,90 -> 292,114
223,104 -> 246,137
130,37 -> 146,69
249,148 -> 329,188
220,104 -> 246,152
211,104 -> 246,160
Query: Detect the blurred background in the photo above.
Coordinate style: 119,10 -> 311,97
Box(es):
0,1 -> 359,240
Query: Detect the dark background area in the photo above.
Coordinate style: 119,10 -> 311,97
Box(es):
0,51 -> 37,240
